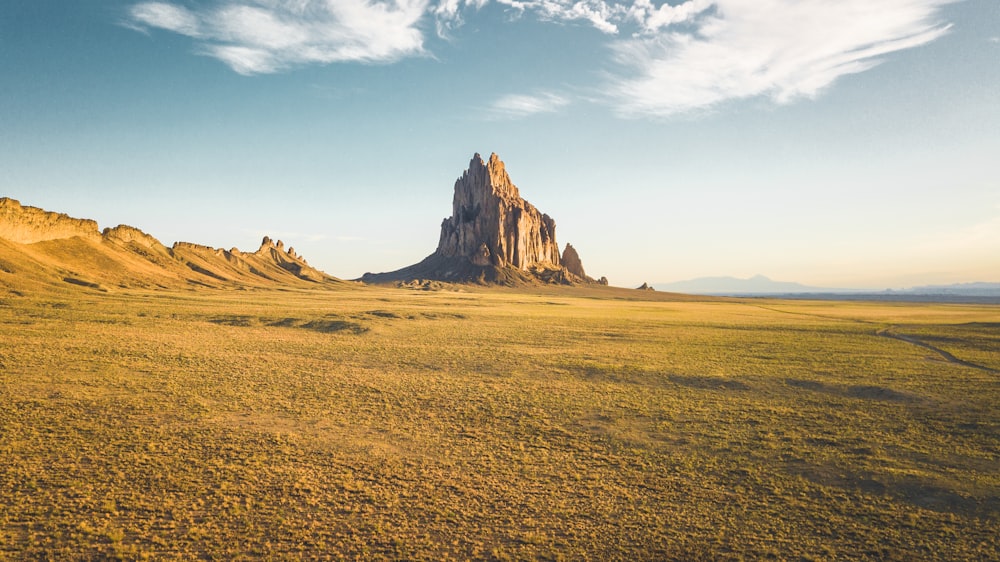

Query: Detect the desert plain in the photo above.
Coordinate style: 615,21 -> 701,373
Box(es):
1,282 -> 998,560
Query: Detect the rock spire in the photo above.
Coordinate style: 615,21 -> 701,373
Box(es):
561,243 -> 586,279
436,153 -> 560,270
362,153 -> 603,286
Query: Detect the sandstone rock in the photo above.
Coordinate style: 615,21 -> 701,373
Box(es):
0,197 -> 100,244
364,153 -> 601,286
598,276 -> 609,286
637,282 -> 655,291
102,224 -> 167,250
470,242 -> 491,266
0,196 -> 344,291
561,243 -> 587,279
437,153 -> 560,269
170,237 -> 338,285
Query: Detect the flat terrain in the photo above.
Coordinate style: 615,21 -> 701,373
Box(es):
1,285 -> 998,560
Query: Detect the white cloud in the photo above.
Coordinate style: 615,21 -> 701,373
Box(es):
130,2 -> 202,36
626,0 -> 714,33
128,0 -> 430,74
489,92 -> 570,118
433,0 -> 489,37
609,0 -> 958,117
126,0 -> 959,120
495,0 -> 624,34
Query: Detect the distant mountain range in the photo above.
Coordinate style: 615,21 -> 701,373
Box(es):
654,275 -> 1000,297
654,275 -> 847,295
893,282 -> 1000,297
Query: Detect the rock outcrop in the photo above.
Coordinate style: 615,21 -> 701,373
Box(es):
102,224 -> 164,248
561,243 -> 586,279
437,153 -> 560,270
170,237 -> 336,285
0,197 -> 342,292
0,197 -> 100,243
363,153 -> 602,286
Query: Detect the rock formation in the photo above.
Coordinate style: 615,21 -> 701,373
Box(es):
636,282 -> 656,291
363,153 -> 602,286
0,197 -> 341,292
0,197 -> 100,243
437,153 -> 560,270
561,243 -> 586,279
102,224 -> 166,249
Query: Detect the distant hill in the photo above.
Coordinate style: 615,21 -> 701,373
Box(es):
0,197 -> 343,293
893,282 -> 1000,297
655,275 -> 1000,299
654,275 -> 850,295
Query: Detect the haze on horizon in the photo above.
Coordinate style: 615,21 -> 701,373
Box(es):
1,0 -> 997,289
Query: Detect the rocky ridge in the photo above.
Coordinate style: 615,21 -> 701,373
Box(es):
363,153 -> 601,286
0,197 -> 340,292
0,198 -> 101,244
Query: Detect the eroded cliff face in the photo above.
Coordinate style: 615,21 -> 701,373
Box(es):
0,198 -> 100,244
0,197 -> 341,291
436,153 -> 560,270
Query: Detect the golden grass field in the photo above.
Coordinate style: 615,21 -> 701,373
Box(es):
1,284 -> 998,560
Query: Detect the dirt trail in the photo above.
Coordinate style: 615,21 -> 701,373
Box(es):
746,303 -> 998,374
876,327 -> 998,373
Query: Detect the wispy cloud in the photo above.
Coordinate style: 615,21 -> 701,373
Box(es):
495,0 -> 624,34
489,92 -> 570,118
128,0 -> 430,74
433,0 -> 489,37
125,0 -> 959,119
485,0 -> 959,117
129,2 -> 202,36
607,0 -> 958,117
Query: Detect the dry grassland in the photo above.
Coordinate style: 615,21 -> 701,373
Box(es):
1,285 -> 998,560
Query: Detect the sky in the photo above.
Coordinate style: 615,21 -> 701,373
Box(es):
1,0 -> 998,289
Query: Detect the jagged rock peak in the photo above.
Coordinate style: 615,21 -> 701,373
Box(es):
361,152 -> 608,287
437,152 -> 559,270
561,243 -> 587,279
258,236 -> 285,253
459,153 -> 521,202
254,236 -> 308,264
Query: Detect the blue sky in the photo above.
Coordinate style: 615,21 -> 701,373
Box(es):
1,0 -> 998,288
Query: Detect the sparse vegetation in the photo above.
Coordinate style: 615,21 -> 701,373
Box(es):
1,285 -> 997,560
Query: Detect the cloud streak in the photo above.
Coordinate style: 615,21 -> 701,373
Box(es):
126,0 -> 959,117
608,0 -> 958,117
489,92 -> 570,118
128,0 -> 430,74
